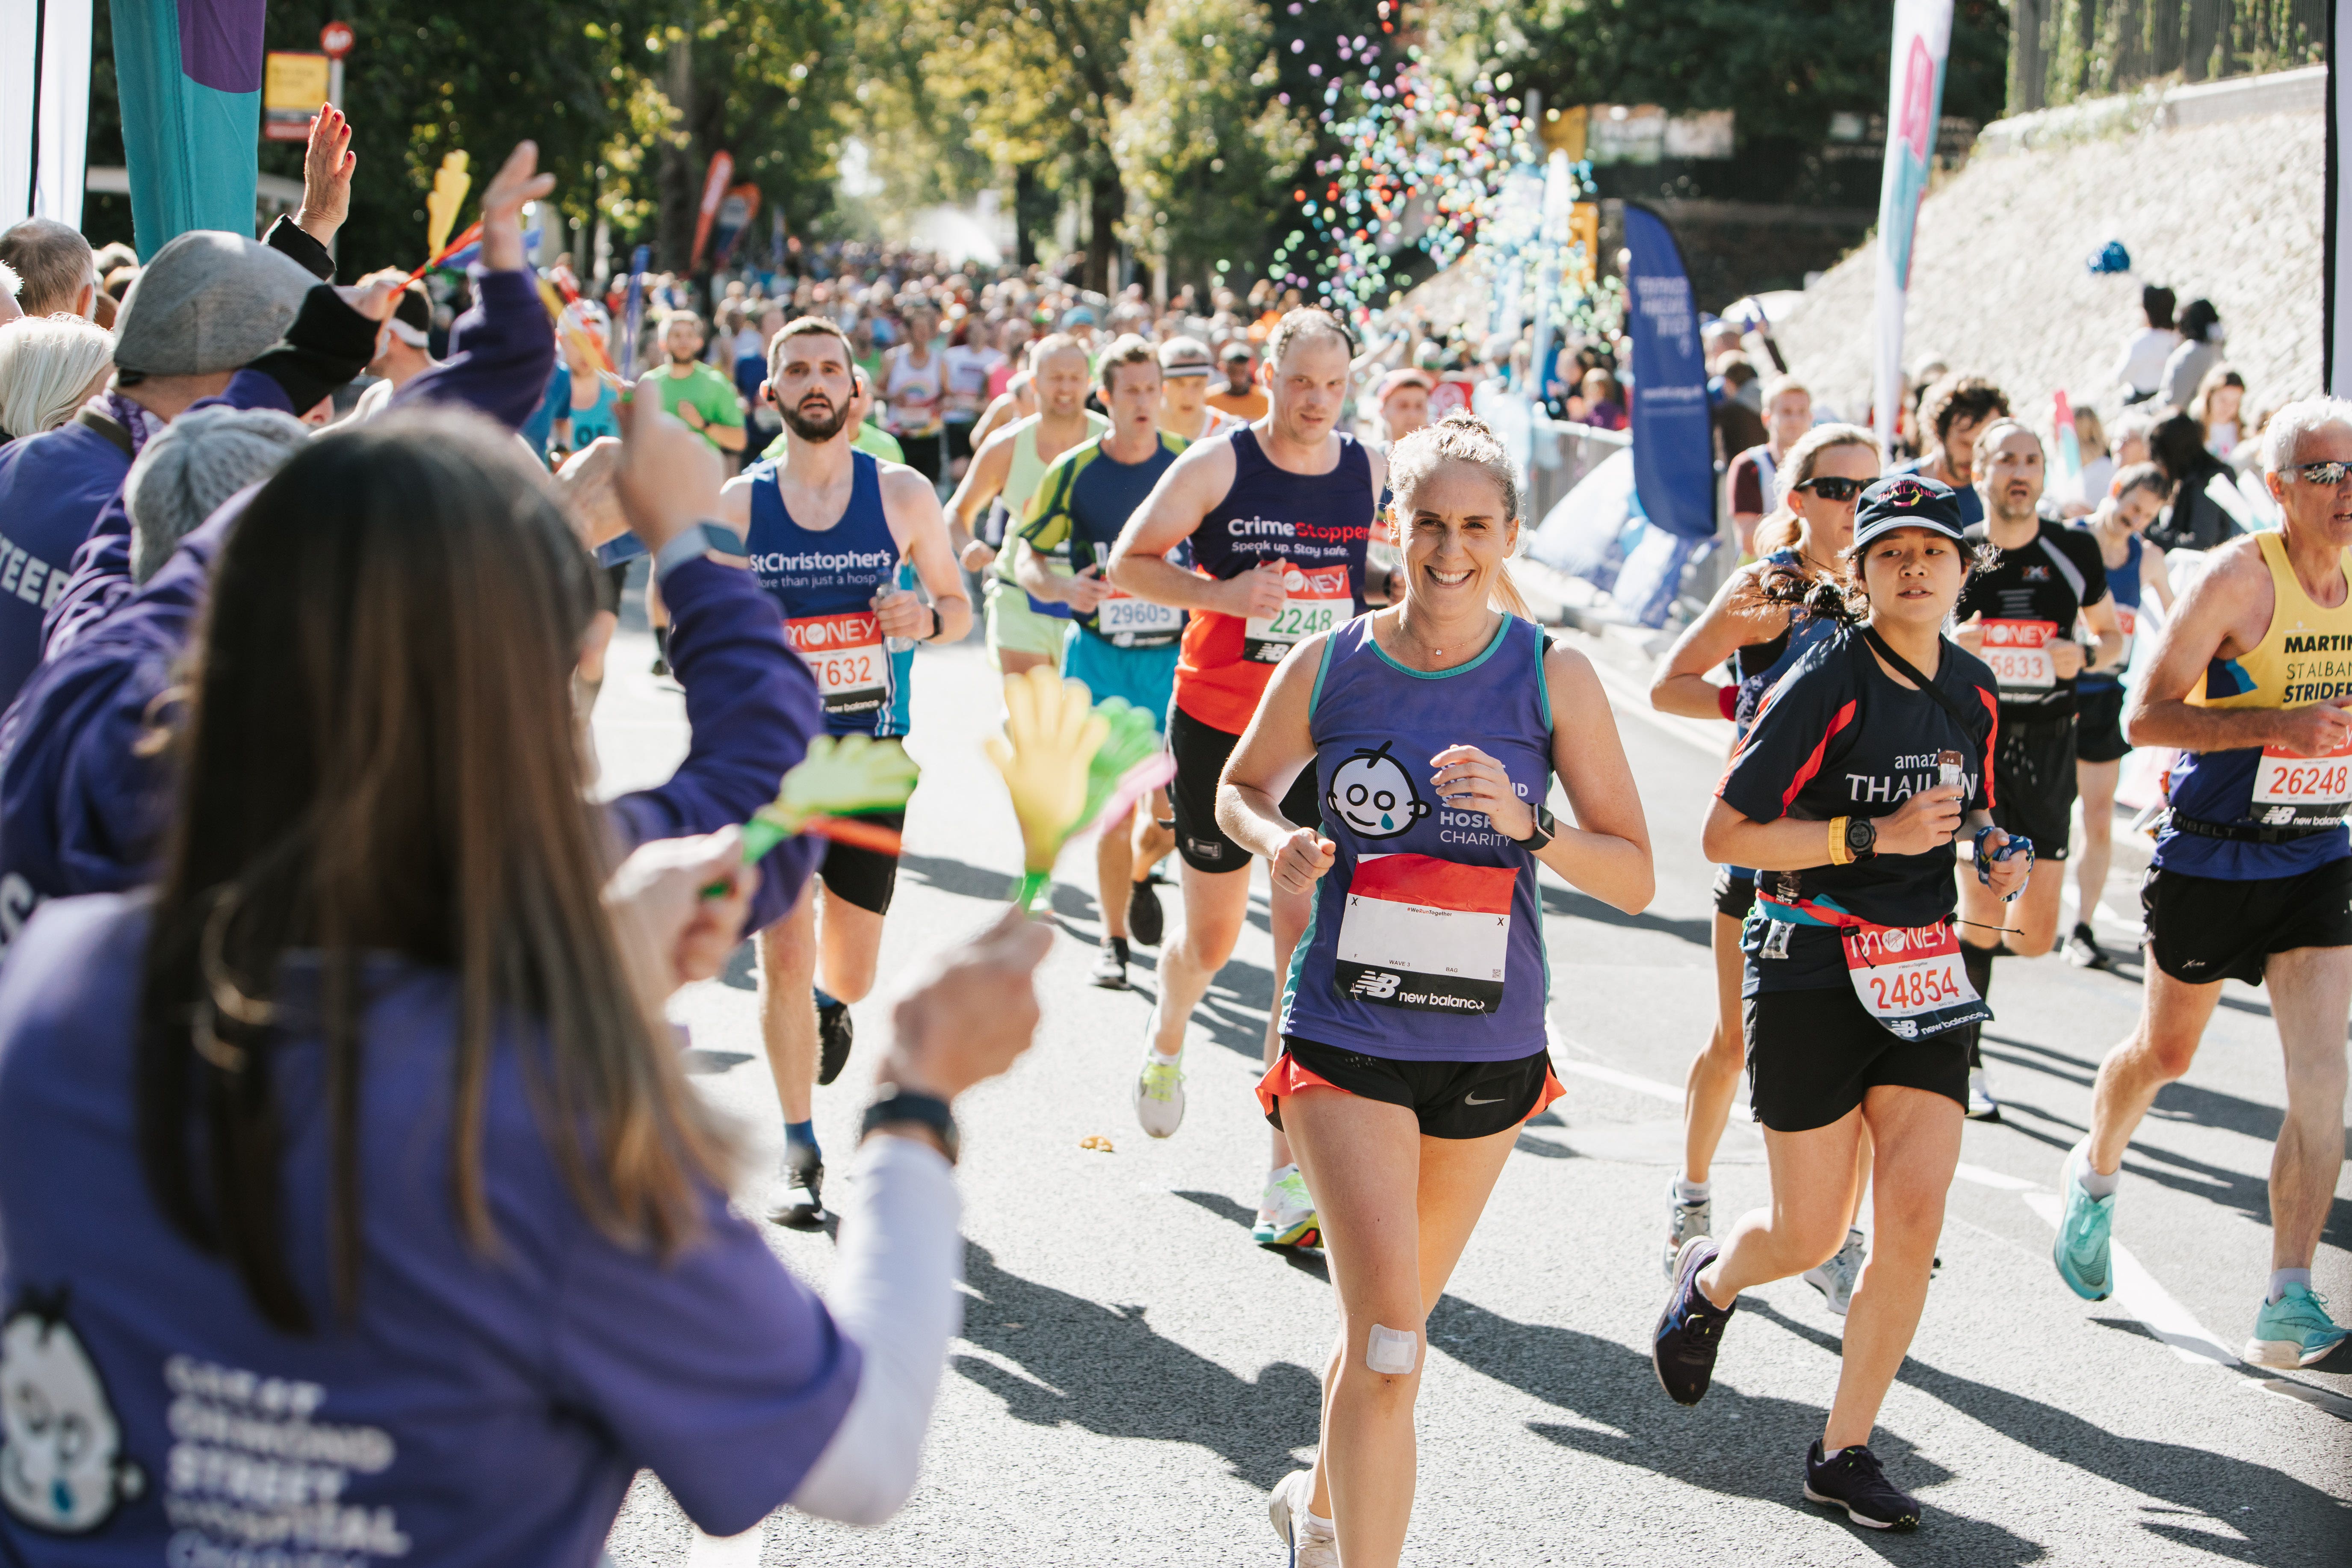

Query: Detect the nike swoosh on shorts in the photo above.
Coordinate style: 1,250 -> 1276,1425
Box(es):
1464,1092 -> 1503,1105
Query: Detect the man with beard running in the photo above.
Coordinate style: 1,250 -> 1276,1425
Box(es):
1950,421 -> 2124,1119
1107,307 -> 1396,1251
722,317 -> 972,1228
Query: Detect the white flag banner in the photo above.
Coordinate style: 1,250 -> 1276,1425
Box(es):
0,0 -> 95,230
1872,0 -> 1954,460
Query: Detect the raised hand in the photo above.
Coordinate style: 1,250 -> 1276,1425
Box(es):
478,142 -> 556,272
612,391 -> 722,552
603,828 -> 759,992
295,106 -> 356,247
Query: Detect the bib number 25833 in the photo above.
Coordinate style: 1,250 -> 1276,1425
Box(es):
1245,564 -> 1350,664
1842,919 -> 1988,1040
1979,618 -> 2057,694
786,611 -> 889,715
1333,853 -> 1514,1015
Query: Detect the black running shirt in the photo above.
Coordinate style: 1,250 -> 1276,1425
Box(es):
1956,521 -> 2109,718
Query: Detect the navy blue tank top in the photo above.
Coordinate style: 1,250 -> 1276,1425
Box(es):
1729,549 -> 1839,734
1282,614 -> 1554,1061
745,450 -> 913,737
2075,527 -> 2141,694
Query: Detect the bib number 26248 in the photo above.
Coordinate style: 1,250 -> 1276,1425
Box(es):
2252,738 -> 2352,827
1245,564 -> 1350,664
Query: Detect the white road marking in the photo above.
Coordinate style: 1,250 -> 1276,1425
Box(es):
2020,1191 -> 2240,1367
686,1527 -> 765,1566
1952,1161 -> 2039,1192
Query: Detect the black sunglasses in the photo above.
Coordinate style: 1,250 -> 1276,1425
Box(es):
1795,476 -> 1866,502
2291,461 -> 2352,486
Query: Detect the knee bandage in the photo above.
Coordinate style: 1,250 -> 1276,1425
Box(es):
1365,1323 -> 1419,1376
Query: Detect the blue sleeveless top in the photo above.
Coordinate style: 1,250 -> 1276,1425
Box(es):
745,450 -> 913,738
1729,549 -> 1839,734
2074,528 -> 2140,694
1281,614 -> 1554,1061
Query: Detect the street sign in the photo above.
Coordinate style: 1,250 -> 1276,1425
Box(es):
263,53 -> 331,143
320,22 -> 354,59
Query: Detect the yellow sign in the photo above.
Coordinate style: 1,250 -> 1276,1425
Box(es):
263,52 -> 331,143
1542,104 -> 1588,163
1568,203 -> 1599,287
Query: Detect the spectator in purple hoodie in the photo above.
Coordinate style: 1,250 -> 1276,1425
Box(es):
0,399 -> 1052,1560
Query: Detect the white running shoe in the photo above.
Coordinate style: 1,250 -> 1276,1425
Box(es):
1268,1469 -> 1339,1568
1802,1228 -> 1868,1316
1664,1186 -> 1712,1282
1965,1066 -> 2002,1122
1254,1164 -> 1320,1250
1133,1006 -> 1186,1138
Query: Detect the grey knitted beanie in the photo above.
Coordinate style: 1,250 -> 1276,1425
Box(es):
126,404 -> 310,582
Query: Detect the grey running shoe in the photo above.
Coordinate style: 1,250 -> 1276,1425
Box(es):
1802,1228 -> 1868,1316
1664,1185 -> 1712,1282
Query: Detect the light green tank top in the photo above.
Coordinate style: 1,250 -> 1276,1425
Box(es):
996,411 -> 1109,582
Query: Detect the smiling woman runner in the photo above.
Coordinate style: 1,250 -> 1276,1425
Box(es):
1654,475 -> 2029,1533
1217,413 -> 1653,1568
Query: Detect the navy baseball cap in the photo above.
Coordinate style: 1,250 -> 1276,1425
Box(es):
1852,474 -> 1969,550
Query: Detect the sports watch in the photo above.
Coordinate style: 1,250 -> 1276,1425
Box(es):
652,521 -> 746,582
861,1087 -> 960,1164
1512,803 -> 1557,852
1842,815 -> 1878,863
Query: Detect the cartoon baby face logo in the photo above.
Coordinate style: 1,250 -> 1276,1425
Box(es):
1327,740 -> 1430,839
0,1292 -> 145,1534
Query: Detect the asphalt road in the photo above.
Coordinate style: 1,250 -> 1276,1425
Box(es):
592,605 -> 2350,1568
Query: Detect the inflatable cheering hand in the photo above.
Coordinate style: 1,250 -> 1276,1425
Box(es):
425,151 -> 473,260
985,667 -> 1109,903
1078,697 -> 1178,838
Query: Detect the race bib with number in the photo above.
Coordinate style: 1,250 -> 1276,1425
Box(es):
1333,853 -> 1515,1014
1244,564 -> 1352,663
2113,604 -> 2136,666
1979,618 -> 2059,694
1841,918 -> 1988,1040
2252,739 -> 2352,827
786,611 -> 889,715
1094,588 -> 1185,647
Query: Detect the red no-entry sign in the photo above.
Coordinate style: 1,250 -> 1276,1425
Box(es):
320,21 -> 354,59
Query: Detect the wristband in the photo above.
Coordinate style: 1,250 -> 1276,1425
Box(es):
1717,683 -> 1739,722
861,1088 -> 959,1164
1828,816 -> 1852,866
652,521 -> 745,582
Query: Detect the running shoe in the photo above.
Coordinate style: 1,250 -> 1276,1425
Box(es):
1126,876 -> 1165,949
816,998 -> 854,1087
1803,1441 -> 1921,1531
1652,1237 -> 1735,1406
1134,1008 -> 1186,1138
1090,942 -> 1130,990
1253,1164 -> 1320,1250
1802,1228 -> 1868,1317
1267,1469 -> 1339,1568
650,654 -> 671,678
772,1146 -> 824,1230
2051,1144 -> 2115,1302
2062,921 -> 2107,969
1663,1186 -> 1712,1282
1965,1066 -> 2002,1122
2245,1285 -> 2351,1368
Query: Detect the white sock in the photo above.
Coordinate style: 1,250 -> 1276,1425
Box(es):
1303,1506 -> 1334,1538
1148,1048 -> 1182,1067
2072,1146 -> 2121,1199
2268,1268 -> 2311,1304
1674,1174 -> 1711,1204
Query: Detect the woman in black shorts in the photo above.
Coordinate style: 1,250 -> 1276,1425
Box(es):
1651,475 -> 2028,1532
1649,423 -> 1877,1287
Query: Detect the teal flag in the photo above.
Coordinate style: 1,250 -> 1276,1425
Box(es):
109,0 -> 265,258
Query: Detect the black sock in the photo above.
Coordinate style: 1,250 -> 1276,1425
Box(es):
1104,935 -> 1130,964
654,625 -> 669,658
1961,943 -> 1998,1069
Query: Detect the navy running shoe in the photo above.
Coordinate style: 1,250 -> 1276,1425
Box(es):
1652,1237 -> 1735,1406
1804,1441 -> 1920,1530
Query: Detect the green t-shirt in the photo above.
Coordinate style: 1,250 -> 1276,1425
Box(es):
762,423 -> 904,464
641,363 -> 744,452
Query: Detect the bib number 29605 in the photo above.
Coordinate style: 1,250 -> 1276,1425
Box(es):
1245,564 -> 1350,664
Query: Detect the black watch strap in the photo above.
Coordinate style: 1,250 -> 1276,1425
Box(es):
861,1088 -> 959,1164
1513,803 -> 1556,851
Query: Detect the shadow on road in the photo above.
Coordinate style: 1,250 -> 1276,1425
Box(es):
1752,1301 -> 2352,1565
1539,884 -> 1714,949
1171,1190 -> 1330,1279
951,1242 -> 1322,1489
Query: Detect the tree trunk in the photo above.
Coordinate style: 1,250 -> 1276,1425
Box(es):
657,31 -> 697,279
1084,175 -> 1121,295
1014,165 -> 1044,269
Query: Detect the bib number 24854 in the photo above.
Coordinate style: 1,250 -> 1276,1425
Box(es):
1841,918 -> 1988,1040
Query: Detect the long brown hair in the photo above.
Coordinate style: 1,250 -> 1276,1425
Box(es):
137,409 -> 727,1331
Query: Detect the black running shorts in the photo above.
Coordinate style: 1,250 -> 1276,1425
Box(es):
2075,685 -> 2129,765
596,560 -> 629,617
1712,865 -> 1756,921
1990,711 -> 2078,862
818,810 -> 904,917
2140,858 -> 2352,988
1743,986 -> 1968,1132
1262,1037 -> 1560,1140
1167,704 -> 1321,874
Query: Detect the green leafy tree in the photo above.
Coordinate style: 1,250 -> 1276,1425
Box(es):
1113,0 -> 1312,298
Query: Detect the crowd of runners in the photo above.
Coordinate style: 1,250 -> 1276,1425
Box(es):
0,106 -> 2344,1568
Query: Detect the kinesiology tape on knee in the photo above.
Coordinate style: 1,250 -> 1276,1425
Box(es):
1365,1323 -> 1419,1376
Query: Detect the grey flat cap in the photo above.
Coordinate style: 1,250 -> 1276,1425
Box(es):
112,231 -> 317,379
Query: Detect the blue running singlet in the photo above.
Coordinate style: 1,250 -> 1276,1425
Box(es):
1281,614 -> 1554,1061
745,449 -> 913,738
2074,527 -> 2142,695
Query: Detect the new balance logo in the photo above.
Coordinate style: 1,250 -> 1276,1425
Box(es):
1350,970 -> 1401,999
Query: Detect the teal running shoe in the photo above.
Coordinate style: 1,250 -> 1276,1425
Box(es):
2245,1285 -> 2350,1369
2051,1146 -> 2115,1302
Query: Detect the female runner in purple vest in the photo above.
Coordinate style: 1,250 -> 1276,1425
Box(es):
1217,414 -> 1653,1568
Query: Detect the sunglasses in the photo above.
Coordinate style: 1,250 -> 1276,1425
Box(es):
2291,461 -> 2352,486
1795,476 -> 1867,502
